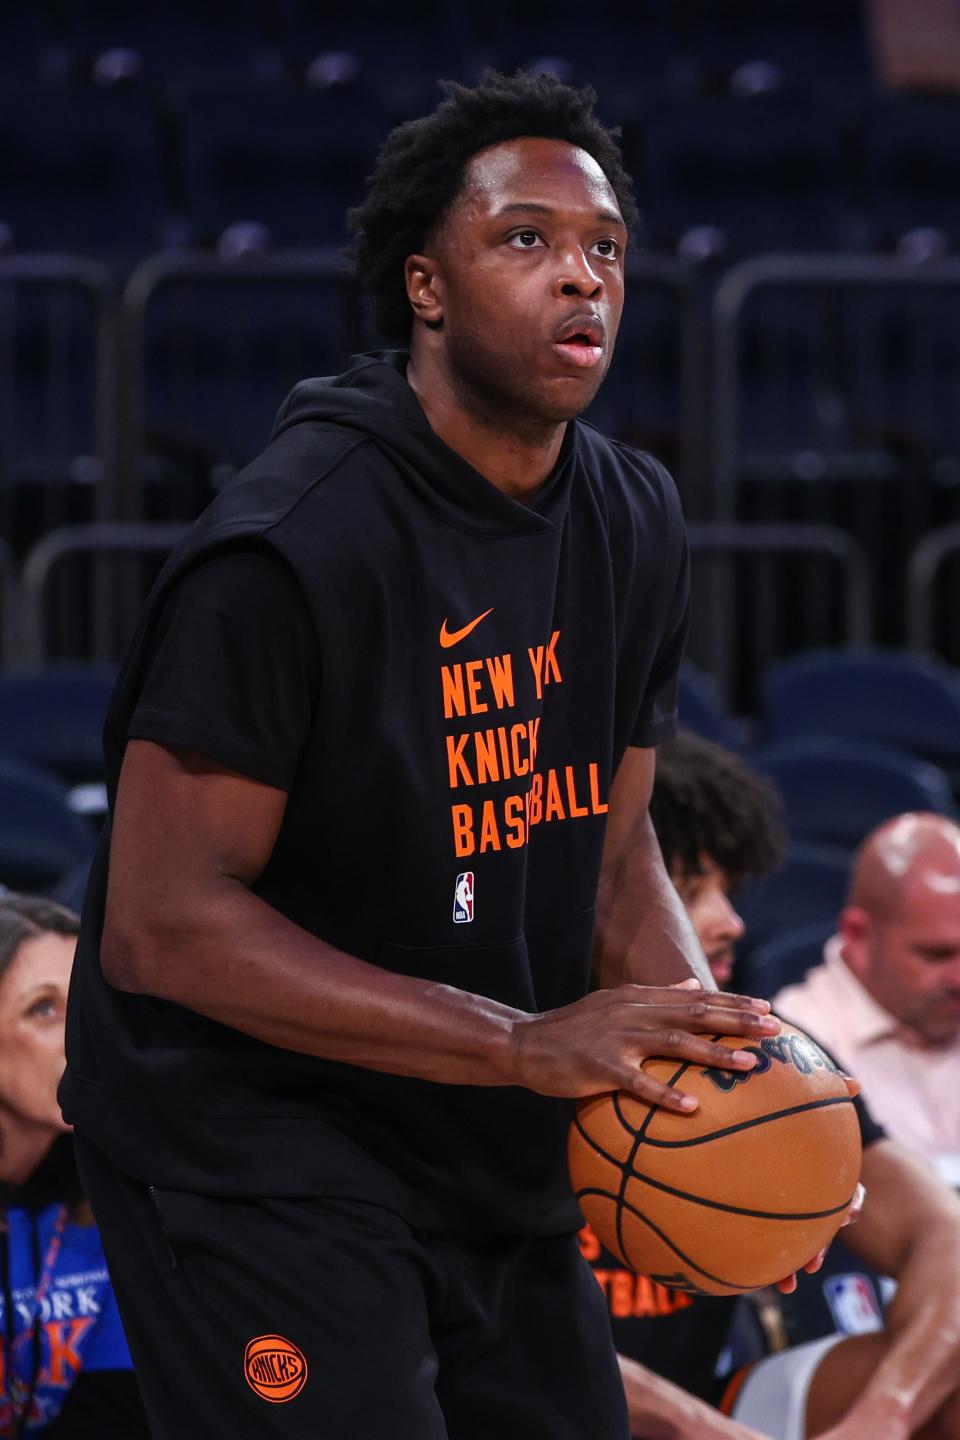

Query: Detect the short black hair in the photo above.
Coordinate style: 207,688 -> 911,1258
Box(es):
348,69 -> 639,343
651,733 -> 786,891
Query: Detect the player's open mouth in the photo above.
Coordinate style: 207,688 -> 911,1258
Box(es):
552,335 -> 604,368
552,315 -> 605,369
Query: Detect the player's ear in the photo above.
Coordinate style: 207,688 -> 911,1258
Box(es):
838,905 -> 870,975
405,254 -> 444,329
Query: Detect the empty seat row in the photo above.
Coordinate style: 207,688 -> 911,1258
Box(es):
3,87 -> 960,259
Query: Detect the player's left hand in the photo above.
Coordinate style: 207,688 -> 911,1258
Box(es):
775,1182 -> 867,1294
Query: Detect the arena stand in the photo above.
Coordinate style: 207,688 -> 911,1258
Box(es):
3,0 -> 960,963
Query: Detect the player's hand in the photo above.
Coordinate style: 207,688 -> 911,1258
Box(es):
510,983 -> 781,1111
775,1183 -> 866,1293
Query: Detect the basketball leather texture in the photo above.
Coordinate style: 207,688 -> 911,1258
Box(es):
569,1021 -> 861,1296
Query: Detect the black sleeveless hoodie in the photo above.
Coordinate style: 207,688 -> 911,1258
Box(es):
60,352 -> 688,1235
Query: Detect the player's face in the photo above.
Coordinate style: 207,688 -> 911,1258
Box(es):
0,931 -> 74,1134
672,856 -> 745,989
429,137 -> 627,426
866,883 -> 960,1043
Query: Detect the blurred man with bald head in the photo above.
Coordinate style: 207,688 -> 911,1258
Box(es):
775,811 -> 960,1185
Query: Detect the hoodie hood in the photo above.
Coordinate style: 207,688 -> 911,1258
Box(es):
270,350 -> 577,537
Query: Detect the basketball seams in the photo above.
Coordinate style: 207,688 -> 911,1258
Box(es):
638,1095 -> 855,1149
623,1169 -> 856,1222
571,1110 -> 623,1169
578,1186 -> 743,1292
614,1056 -> 692,1264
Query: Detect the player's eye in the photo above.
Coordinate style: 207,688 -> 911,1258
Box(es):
508,230 -> 544,249
592,238 -> 619,257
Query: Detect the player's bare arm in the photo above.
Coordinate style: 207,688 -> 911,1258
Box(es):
103,740 -> 779,1111
595,745 -> 725,990
803,1140 -> 960,1440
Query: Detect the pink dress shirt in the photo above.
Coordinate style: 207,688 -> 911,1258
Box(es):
774,937 -> 960,1186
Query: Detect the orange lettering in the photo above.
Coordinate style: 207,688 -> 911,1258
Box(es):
529,717 -> 541,768
504,794 -> 526,849
510,723 -> 529,776
441,665 -> 466,720
578,1225 -> 601,1262
45,1319 -> 93,1386
527,645 -> 545,699
528,772 -> 543,827
611,1270 -> 634,1319
452,804 -> 475,857
474,729 -> 500,784
565,765 -> 589,817
486,653 -> 515,710
545,769 -> 566,822
479,801 -> 501,853
544,629 -> 562,684
446,734 -> 474,788
588,762 -> 609,814
496,726 -> 511,776
465,660 -> 488,715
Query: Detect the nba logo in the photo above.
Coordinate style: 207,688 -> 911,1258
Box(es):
824,1274 -> 883,1335
453,872 -> 474,923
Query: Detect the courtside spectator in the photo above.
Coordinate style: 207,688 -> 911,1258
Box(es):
594,737 -> 960,1440
775,812 -> 960,1186
0,896 -> 146,1437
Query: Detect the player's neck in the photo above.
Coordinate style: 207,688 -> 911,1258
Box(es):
407,353 -> 565,503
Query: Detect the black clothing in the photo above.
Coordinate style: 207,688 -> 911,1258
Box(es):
75,1136 -> 630,1440
590,1083 -> 886,1402
60,351 -> 689,1237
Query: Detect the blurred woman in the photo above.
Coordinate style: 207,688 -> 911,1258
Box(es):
0,895 -> 146,1438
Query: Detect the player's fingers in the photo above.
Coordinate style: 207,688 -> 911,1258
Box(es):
841,1183 -> 866,1228
629,1003 -> 778,1039
618,1066 -> 699,1113
802,1247 -> 828,1275
632,1031 -> 762,1071
621,984 -> 771,1013
776,1273 -> 799,1294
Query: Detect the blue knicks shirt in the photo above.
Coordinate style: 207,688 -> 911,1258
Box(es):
0,1201 -> 133,1435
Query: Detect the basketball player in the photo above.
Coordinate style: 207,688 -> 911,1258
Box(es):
594,734 -> 960,1440
58,73 -> 791,1440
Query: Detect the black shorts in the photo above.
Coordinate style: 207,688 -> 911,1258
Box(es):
76,1135 -> 629,1440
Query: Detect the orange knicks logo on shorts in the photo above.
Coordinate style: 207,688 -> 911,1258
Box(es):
244,1334 -> 308,1403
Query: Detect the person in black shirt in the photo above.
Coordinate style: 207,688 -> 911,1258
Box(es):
595,735 -> 960,1440
60,74 -> 806,1440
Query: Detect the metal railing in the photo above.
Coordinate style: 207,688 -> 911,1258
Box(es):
20,522 -> 188,665
686,522 -> 873,703
907,522 -> 960,655
0,255 -> 120,520
712,255 -> 960,522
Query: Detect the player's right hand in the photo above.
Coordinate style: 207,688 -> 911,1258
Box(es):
510,984 -> 781,1111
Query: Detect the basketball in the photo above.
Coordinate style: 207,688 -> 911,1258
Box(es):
568,1020 -> 862,1296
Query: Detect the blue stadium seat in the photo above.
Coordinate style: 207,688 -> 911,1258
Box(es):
744,919 -> 837,1001
676,662 -> 747,751
734,840 -> 849,960
0,756 -> 96,893
177,85 -> 384,246
865,97 -> 960,251
0,86 -> 169,258
641,95 -> 848,254
139,269 -> 363,488
752,736 -> 956,850
762,649 -> 960,772
0,665 -> 114,785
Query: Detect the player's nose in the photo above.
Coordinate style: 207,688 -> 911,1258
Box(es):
553,247 -> 603,300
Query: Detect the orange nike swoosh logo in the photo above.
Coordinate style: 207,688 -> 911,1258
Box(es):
439,607 -> 494,648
